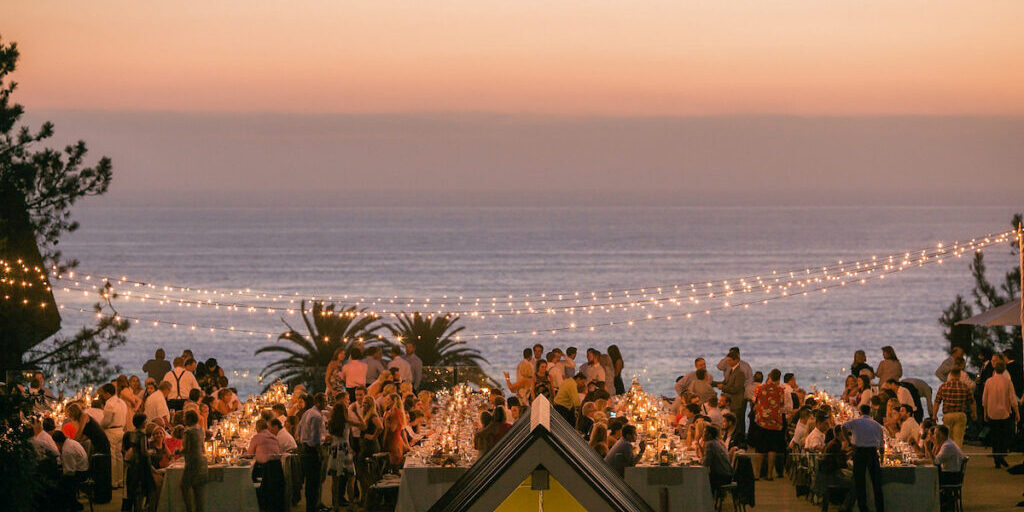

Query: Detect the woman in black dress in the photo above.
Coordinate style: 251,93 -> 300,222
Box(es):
122,413 -> 155,512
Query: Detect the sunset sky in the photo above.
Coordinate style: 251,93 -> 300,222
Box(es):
8,0 -> 1024,116
5,1 -> 1024,204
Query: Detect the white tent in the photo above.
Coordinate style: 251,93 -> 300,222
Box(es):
956,298 -> 1022,327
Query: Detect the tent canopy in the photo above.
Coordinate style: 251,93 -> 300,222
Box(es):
956,298 -> 1022,327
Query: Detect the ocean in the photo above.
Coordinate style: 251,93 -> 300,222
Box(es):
52,205 -> 1020,399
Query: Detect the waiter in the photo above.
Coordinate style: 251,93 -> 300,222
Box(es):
842,405 -> 885,512
99,383 -> 127,489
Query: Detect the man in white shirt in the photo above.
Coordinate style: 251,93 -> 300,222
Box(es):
162,357 -> 200,408
145,381 -> 172,427
789,408 -> 813,450
387,346 -> 413,383
100,383 -> 128,488
546,352 -> 564,390
340,347 -> 368,397
30,417 -> 59,459
884,379 -> 917,412
53,431 -> 90,510
563,347 -> 578,379
896,404 -> 921,445
580,348 -> 606,385
930,425 -> 965,484
803,419 -> 828,451
676,358 -> 709,397
270,418 -> 298,452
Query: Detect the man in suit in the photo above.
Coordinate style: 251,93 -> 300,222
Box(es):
719,353 -> 748,434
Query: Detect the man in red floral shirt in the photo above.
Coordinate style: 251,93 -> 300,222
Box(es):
752,368 -> 786,480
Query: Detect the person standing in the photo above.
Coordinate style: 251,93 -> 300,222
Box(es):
68,402 -> 112,503
363,347 -> 386,385
387,346 -> 412,384
752,369 -> 785,480
580,348 -> 606,385
340,347 -> 368,401
553,374 -> 587,425
934,368 -> 976,447
181,410 -> 208,512
402,342 -> 423,390
99,383 -> 128,489
162,357 -> 200,410
982,360 -> 1019,468
297,393 -> 325,512
935,347 -> 965,383
843,405 -> 885,512
607,345 -> 625,395
717,347 -> 753,421
719,354 -> 747,434
876,346 -> 903,384
247,419 -> 286,512
563,347 -> 578,379
122,413 -> 155,512
143,348 -> 172,382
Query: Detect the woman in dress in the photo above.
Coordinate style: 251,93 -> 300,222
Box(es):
876,346 -> 903,384
129,375 -> 146,403
384,393 -> 409,467
533,360 -> 552,400
607,345 -> 625,395
122,413 -> 155,512
598,353 -> 616,396
117,374 -> 143,417
356,397 -> 383,504
325,348 -> 347,397
327,394 -> 356,510
180,410 -> 208,512
851,350 -> 874,379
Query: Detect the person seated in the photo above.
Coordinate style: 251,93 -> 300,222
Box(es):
928,425 -> 965,485
52,431 -> 90,512
576,402 -> 597,439
702,425 -> 734,494
605,425 -> 646,477
589,424 -> 610,457
803,413 -> 830,452
788,407 -> 813,451
895,404 -> 921,446
721,413 -> 746,455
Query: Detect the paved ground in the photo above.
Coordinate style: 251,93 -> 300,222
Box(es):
90,452 -> 1024,511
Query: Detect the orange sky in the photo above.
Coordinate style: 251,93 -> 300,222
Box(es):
6,1 -> 1024,115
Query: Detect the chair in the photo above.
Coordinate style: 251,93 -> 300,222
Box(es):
79,476 -> 96,512
714,482 -> 746,512
939,457 -> 968,512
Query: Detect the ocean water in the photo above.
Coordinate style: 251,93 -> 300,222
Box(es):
52,205 -> 1020,399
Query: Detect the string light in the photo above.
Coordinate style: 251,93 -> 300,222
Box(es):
34,229 -> 1012,343
36,229 -> 1018,321
41,229 -> 1018,312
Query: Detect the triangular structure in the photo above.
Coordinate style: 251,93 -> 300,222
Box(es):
428,395 -> 653,512
956,298 -> 1022,327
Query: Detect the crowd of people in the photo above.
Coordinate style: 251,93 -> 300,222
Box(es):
16,339 -> 1024,512
503,343 -> 1024,511
20,341 -> 434,512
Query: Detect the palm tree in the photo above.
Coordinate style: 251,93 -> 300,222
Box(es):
256,300 -> 385,392
386,312 -> 493,390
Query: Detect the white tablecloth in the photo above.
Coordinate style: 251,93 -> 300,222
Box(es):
396,464 -> 468,512
157,463 -> 260,512
625,465 -> 715,512
866,465 -> 940,512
